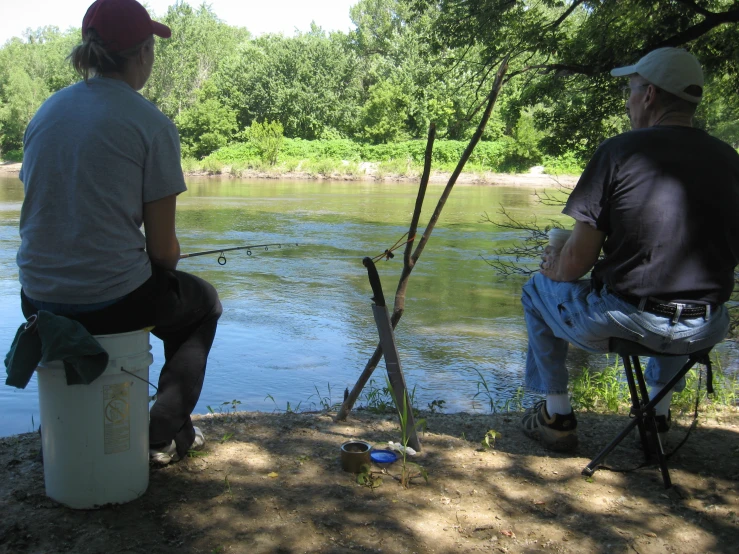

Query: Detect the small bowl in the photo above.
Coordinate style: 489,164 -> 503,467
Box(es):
340,440 -> 372,473
370,449 -> 399,465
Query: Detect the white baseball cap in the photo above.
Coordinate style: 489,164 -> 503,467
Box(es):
611,47 -> 703,104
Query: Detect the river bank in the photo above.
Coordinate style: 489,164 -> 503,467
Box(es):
1,408 -> 738,554
0,161 -> 579,188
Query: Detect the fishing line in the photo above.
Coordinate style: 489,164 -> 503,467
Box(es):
371,233 -> 416,263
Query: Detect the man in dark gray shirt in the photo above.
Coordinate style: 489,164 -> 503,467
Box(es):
520,47 -> 739,452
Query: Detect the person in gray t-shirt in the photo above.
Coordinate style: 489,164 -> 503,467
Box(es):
17,0 -> 222,464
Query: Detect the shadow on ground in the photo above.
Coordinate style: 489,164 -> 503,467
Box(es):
1,409 -> 738,554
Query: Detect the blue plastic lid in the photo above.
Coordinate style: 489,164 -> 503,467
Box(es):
370,449 -> 399,464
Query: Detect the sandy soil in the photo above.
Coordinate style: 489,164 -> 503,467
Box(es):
0,161 -> 577,188
0,162 -> 22,173
1,408 -> 737,554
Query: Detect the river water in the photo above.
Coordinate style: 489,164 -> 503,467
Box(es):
1,175 -> 736,437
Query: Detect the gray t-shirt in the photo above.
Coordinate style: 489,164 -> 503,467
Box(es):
17,77 -> 187,304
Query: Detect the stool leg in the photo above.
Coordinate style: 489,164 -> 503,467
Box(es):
626,355 -> 651,459
631,357 -> 672,488
582,355 -> 645,477
583,355 -> 698,487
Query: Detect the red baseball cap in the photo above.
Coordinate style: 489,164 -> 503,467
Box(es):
82,0 -> 172,53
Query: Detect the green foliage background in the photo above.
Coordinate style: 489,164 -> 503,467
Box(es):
1,0 -> 738,170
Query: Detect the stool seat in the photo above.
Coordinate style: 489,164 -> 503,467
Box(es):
609,338 -> 713,360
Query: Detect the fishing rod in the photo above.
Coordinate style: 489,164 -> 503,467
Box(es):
179,243 -> 299,265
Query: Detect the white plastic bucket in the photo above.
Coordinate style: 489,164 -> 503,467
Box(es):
37,329 -> 153,509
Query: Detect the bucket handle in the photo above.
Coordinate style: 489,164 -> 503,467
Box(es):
120,367 -> 159,401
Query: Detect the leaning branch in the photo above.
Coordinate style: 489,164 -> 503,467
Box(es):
336,56 -> 510,421
408,55 -> 510,270
335,124 -> 436,422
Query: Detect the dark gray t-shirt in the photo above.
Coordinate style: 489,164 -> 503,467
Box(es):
18,77 -> 187,304
564,126 -> 739,305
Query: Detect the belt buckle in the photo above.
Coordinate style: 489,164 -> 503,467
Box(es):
671,303 -> 685,324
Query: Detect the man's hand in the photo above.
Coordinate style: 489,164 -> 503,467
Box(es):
539,245 -> 562,279
540,221 -> 605,282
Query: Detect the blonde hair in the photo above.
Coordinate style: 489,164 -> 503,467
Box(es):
68,30 -> 153,82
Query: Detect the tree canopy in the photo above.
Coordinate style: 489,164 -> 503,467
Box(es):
410,0 -> 739,155
1,1 -> 737,162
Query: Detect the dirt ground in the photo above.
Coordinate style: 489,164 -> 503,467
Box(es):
1,408 -> 738,554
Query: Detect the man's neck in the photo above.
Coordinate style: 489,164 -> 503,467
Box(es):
650,109 -> 693,128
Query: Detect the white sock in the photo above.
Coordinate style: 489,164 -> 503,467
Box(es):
649,387 -> 673,417
546,394 -> 572,416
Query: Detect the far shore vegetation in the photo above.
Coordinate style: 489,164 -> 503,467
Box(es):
179,135 -> 584,179
2,1 -> 738,176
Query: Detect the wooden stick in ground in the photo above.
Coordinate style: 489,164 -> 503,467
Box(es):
336,124 -> 436,423
336,56 -> 510,422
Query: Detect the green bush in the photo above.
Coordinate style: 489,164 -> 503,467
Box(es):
1,148 -> 23,162
281,158 -> 300,172
359,139 -> 510,171
320,139 -> 362,161
339,161 -> 361,176
280,138 -> 326,159
181,157 -> 199,173
249,120 -> 284,166
249,159 -> 271,172
229,162 -> 246,177
203,137 -> 528,174
201,158 -> 224,174
175,81 -> 238,159
378,158 -> 412,177
208,142 -> 260,164
542,152 -> 583,175
305,158 -> 338,176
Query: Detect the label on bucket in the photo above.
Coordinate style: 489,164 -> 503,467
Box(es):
103,382 -> 131,454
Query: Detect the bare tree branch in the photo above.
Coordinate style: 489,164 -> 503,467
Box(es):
545,0 -> 587,30
650,8 -> 739,50
508,6 -> 739,78
674,0 -> 716,17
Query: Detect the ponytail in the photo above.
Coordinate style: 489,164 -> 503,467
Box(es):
68,30 -> 152,82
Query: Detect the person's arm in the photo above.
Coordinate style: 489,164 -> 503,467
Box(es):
540,220 -> 605,282
143,194 -> 180,270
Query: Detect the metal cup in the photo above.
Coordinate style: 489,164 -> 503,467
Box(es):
340,440 -> 372,473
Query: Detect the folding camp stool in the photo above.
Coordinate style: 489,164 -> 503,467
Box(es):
582,339 -> 714,488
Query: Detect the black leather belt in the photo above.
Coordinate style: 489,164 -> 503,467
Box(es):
611,290 -> 710,319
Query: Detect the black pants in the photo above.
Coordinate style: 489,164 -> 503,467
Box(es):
22,264 -> 223,458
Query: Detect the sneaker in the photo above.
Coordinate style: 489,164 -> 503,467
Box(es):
150,440 -> 179,465
521,400 -> 578,452
191,426 -> 206,451
634,410 -> 671,452
150,427 -> 206,465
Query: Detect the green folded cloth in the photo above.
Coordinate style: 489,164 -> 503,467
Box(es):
4,311 -> 109,389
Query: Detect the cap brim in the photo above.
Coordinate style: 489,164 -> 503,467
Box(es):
152,20 -> 171,39
610,64 -> 637,77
